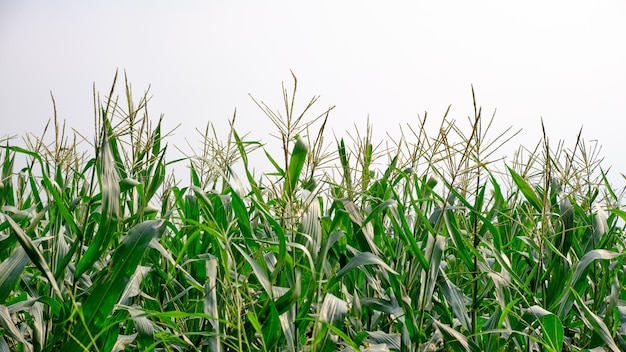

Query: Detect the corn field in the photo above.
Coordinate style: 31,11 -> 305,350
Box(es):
1,72 -> 626,351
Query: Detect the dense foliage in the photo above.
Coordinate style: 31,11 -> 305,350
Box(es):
1,73 -> 626,351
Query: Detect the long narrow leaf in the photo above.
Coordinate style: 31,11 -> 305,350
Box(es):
573,289 -> 620,352
65,220 -> 167,352
0,246 -> 29,302
507,166 -> 542,213
335,251 -> 398,278
433,319 -> 480,352
0,305 -> 31,350
572,250 -> 622,288
539,314 -> 564,352
5,216 -> 62,299
204,255 -> 221,352
287,136 -> 307,195
75,135 -> 121,277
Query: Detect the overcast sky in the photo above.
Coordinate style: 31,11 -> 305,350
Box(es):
1,1 -> 625,186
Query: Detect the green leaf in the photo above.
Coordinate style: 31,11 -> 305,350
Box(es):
119,177 -> 141,193
287,136 -> 307,195
387,202 -> 429,270
557,193 -> 574,254
151,116 -> 162,156
274,270 -> 301,315
360,297 -> 402,316
229,187 -> 253,241
204,256 -> 221,352
337,138 -> 352,198
65,220 -> 167,352
313,293 -> 349,351
440,271 -> 471,331
249,197 -> 288,283
145,151 -> 166,203
264,149 -> 285,176
4,146 -> 80,241
231,129 -> 264,200
539,314 -> 564,352
335,251 -> 398,279
233,243 -> 273,299
433,319 -> 481,352
0,148 -> 15,208
573,289 -> 620,352
507,166 -> 542,213
556,249 -> 623,318
0,247 -> 29,303
5,216 -> 62,300
443,207 -> 475,269
572,250 -> 622,289
247,310 -> 263,339
75,136 -> 122,277
0,304 -> 31,348
341,199 -> 381,256
420,234 -> 445,310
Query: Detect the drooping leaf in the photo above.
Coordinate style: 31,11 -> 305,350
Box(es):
112,333 -> 137,352
233,243 -> 273,299
273,275 -> 299,351
572,250 -> 622,288
5,216 -> 62,299
128,306 -> 155,337
433,319 -> 480,352
335,251 -> 398,278
573,290 -> 620,352
360,297 -> 403,316
31,300 -> 45,351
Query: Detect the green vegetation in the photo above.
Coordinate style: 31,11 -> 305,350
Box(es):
1,72 -> 626,351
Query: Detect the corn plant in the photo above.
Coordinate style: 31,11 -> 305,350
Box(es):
1,72 -> 625,351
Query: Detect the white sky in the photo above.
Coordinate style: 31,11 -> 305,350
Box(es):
1,1 -> 625,186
